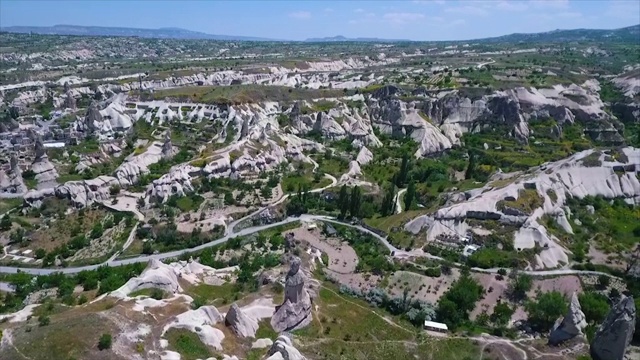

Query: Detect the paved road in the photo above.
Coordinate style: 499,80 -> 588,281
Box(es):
0,213 -> 621,279
0,281 -> 15,292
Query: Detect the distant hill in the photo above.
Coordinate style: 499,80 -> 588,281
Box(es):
0,24 -> 279,41
472,24 -> 640,43
1,24 -> 638,43
304,35 -> 411,43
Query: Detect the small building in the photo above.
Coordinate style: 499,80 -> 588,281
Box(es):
462,244 -> 480,257
424,320 -> 448,333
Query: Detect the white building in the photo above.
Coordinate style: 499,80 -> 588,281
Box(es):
424,320 -> 448,333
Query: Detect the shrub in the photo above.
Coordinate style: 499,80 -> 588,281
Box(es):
98,333 -> 112,350
38,315 -> 50,326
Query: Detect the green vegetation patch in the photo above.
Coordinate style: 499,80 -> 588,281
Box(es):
496,188 -> 543,215
165,328 -> 213,360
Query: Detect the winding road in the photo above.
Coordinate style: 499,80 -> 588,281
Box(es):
0,172 -> 620,280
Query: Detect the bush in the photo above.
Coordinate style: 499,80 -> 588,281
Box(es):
98,333 -> 112,350
38,315 -> 50,326
425,267 -> 441,278
525,291 -> 567,331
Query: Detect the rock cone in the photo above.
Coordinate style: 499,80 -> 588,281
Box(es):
590,296 -> 636,360
225,303 -> 259,338
270,257 -> 313,332
548,292 -> 587,345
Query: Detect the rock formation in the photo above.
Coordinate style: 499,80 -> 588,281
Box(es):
111,259 -> 183,298
0,155 -> 28,195
225,303 -> 259,338
31,136 -> 59,189
63,90 -> 76,110
271,257 -> 313,332
265,334 -> 307,360
84,102 -> 101,133
548,292 -> 587,345
590,296 -> 636,360
161,130 -> 174,160
147,164 -> 199,203
404,147 -> 640,269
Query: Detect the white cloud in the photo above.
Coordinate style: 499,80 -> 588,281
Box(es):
289,11 -> 311,19
444,5 -> 489,16
324,8 -> 334,13
383,12 -> 425,24
354,8 -> 365,13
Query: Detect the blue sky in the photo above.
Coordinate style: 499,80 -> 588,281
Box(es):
1,0 -> 638,41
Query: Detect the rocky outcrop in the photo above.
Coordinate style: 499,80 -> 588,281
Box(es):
83,102 -> 101,133
55,175 -> 118,208
163,305 -> 226,350
161,131 -> 175,160
271,257 -> 313,333
265,334 -> 307,360
225,303 -> 259,338
111,259 -> 183,298
147,164 -> 199,203
590,296 -> 636,360
405,147 -> 640,269
369,98 -> 453,157
548,292 -> 587,345
63,90 -> 76,110
0,155 -> 27,195
31,137 -> 58,189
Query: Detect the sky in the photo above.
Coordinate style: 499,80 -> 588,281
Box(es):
1,0 -> 639,41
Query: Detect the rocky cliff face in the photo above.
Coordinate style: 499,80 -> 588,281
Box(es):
367,81 -> 627,156
225,303 -> 259,338
405,147 -> 640,269
31,137 -> 59,189
146,164 -> 199,204
548,292 -> 587,345
590,296 -> 636,360
271,257 -> 313,333
265,334 -> 307,360
0,155 -> 27,195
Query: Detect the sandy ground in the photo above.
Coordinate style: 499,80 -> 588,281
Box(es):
470,273 -> 510,320
326,272 -> 382,292
290,227 -> 358,274
588,245 -> 628,270
529,276 -> 582,297
386,269 -> 461,304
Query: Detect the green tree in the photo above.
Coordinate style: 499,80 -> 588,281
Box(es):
404,179 -> 416,210
525,291 -> 568,331
508,272 -> 533,301
381,182 -> 396,216
338,185 -> 350,219
465,150 -> 477,180
490,302 -> 514,327
0,215 -> 11,231
597,275 -> 610,289
437,272 -> 484,329
98,333 -> 112,350
349,186 -> 362,218
579,292 -> 610,324
396,153 -> 411,187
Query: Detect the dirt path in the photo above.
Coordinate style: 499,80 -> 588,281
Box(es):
1,329 -> 34,360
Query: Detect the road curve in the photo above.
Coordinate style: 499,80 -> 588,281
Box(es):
0,190 -> 622,280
